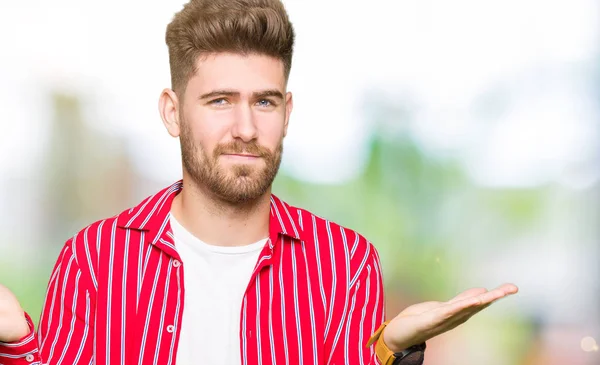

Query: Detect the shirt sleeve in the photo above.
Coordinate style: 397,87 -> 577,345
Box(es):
0,241 -> 95,364
326,244 -> 386,365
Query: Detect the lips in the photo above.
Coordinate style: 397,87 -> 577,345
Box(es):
223,153 -> 260,158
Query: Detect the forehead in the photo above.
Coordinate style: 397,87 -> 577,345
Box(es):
189,52 -> 286,93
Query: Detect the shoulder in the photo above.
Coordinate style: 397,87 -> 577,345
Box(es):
69,181 -> 181,257
65,213 -> 124,280
284,200 -> 382,286
64,182 -> 180,287
68,214 -> 121,258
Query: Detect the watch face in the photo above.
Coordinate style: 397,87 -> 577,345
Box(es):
393,343 -> 426,364
394,351 -> 424,365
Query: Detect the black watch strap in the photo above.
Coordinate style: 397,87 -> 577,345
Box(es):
392,342 -> 426,365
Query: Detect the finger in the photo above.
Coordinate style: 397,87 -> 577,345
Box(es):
495,283 -> 519,295
418,285 -> 519,337
449,283 -> 518,304
436,301 -> 494,333
448,287 -> 488,304
438,289 -> 506,320
436,296 -> 483,320
475,285 -> 518,306
423,302 -> 493,339
455,302 -> 492,321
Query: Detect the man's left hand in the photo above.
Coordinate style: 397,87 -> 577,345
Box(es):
382,283 -> 519,352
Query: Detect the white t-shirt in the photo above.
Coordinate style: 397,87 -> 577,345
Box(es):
170,215 -> 267,365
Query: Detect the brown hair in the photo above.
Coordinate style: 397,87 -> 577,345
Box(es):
165,0 -> 295,95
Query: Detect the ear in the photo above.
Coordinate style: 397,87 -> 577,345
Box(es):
283,91 -> 293,137
159,88 -> 181,137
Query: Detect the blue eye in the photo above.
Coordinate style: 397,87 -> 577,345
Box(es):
210,98 -> 227,105
257,99 -> 273,107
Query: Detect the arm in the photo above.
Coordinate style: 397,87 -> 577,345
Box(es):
325,245 -> 386,365
0,241 -> 95,364
324,241 -> 519,365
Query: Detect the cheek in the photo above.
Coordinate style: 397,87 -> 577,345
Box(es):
257,112 -> 286,139
261,124 -> 285,150
189,110 -> 232,146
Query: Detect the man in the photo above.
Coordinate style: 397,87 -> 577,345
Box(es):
0,0 -> 518,364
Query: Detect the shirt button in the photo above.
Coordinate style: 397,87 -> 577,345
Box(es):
25,354 -> 34,362
166,324 -> 175,333
173,260 -> 181,268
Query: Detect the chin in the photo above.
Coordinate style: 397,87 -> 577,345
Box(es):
225,165 -> 261,178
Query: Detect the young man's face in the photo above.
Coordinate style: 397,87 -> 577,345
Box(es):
173,52 -> 292,204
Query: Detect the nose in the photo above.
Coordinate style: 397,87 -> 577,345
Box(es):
231,104 -> 258,142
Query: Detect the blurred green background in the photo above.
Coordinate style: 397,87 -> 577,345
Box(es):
1,1 -> 599,364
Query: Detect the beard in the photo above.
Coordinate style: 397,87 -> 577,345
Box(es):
180,119 -> 283,205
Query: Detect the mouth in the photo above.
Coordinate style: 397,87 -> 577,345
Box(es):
223,153 -> 260,157
221,153 -> 261,161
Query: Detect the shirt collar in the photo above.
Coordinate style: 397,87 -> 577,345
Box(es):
116,180 -> 304,249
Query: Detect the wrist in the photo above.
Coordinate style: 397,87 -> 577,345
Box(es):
367,321 -> 427,365
381,326 -> 417,353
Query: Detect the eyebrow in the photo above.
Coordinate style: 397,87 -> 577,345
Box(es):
198,89 -> 284,100
253,90 -> 285,99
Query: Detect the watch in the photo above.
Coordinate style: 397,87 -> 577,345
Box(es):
366,320 -> 427,365
392,342 -> 426,365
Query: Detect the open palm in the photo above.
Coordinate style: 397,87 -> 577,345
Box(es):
382,283 -> 519,352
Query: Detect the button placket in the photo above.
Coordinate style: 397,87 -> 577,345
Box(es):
166,258 -> 181,336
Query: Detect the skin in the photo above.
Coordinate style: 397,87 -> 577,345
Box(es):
381,284 -> 519,352
160,52 -> 293,247
0,52 -> 518,352
0,285 -> 30,343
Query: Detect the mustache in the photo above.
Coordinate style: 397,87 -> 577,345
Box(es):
213,140 -> 271,158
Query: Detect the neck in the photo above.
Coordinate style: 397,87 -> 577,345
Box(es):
170,177 -> 271,247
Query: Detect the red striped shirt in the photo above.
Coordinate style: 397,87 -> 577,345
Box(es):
0,180 -> 385,364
